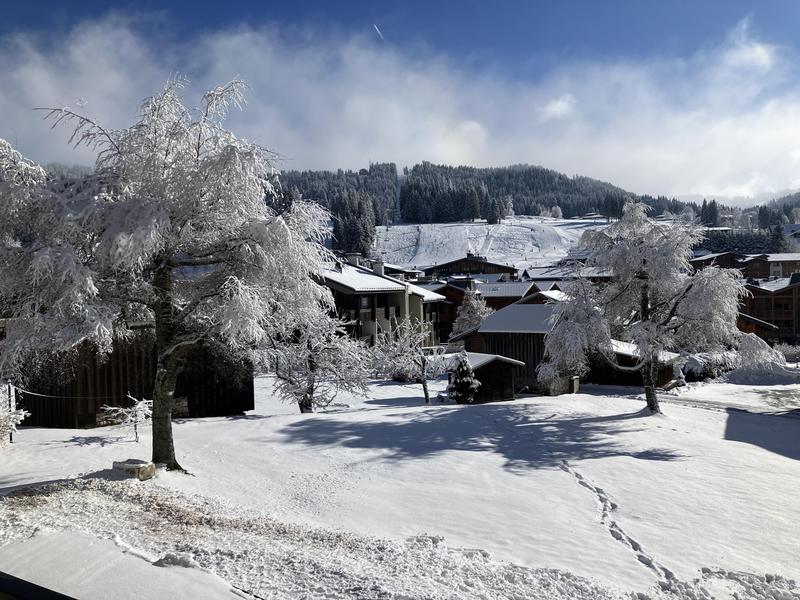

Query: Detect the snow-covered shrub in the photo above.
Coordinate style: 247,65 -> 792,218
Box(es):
774,343 -> 800,364
725,333 -> 797,384
450,290 -> 493,343
0,387 -> 29,445
682,351 -> 738,381
447,352 -> 481,404
101,395 -> 152,442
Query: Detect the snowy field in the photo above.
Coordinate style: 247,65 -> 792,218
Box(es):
373,217 -> 607,269
1,377 -> 799,599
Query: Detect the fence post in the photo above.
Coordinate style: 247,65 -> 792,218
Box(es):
6,380 -> 12,444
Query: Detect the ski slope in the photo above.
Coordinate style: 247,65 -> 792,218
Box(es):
374,217 -> 607,269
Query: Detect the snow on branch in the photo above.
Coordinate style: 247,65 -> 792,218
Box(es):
101,395 -> 152,442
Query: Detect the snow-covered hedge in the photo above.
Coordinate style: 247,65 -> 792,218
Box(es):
774,343 -> 800,364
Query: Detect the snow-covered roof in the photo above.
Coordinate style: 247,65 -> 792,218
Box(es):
741,253 -> 800,263
525,266 -> 611,280
404,281 -> 446,302
446,352 -> 525,371
745,277 -> 795,292
466,352 -> 526,369
414,281 -> 447,293
609,340 -> 679,363
478,304 -> 556,334
689,252 -> 735,263
475,282 -> 535,298
533,290 -> 569,302
323,264 -> 407,293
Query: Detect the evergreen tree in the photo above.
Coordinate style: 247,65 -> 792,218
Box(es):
447,351 -> 481,404
769,225 -> 790,253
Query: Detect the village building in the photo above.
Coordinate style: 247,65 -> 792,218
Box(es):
742,274 -> 800,343
739,254 -> 800,279
321,256 -> 448,346
446,352 -> 525,403
421,253 -> 518,278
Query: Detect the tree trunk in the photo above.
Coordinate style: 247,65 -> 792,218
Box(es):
298,395 -> 314,413
641,360 -> 661,414
151,259 -> 184,471
419,354 -> 430,404
151,355 -> 183,469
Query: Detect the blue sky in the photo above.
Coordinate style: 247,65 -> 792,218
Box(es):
2,1 -> 800,201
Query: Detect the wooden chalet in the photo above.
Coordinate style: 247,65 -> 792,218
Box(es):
740,253 -> 800,279
688,251 -> 744,271
422,253 -> 517,278
16,339 -> 254,429
447,352 -> 525,403
742,274 -> 800,343
737,312 -> 779,340
449,303 -> 555,390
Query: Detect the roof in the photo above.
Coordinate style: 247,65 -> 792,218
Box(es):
745,277 -> 794,292
738,312 -> 779,331
525,266 -> 612,280
475,281 -> 535,298
533,290 -> 569,302
322,264 -> 407,293
478,303 -> 556,334
422,255 -> 516,274
531,279 -> 560,291
404,281 -> 446,302
689,251 -> 736,263
742,253 -> 800,263
447,352 -> 526,371
609,340 -> 679,363
413,281 -> 448,293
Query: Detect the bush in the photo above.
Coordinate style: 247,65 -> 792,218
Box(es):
774,343 -> 800,363
447,352 -> 481,404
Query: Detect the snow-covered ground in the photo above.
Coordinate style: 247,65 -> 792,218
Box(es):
1,377 -> 799,599
374,217 -> 606,269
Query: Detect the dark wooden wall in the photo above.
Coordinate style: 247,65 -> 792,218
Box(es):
18,340 -> 254,428
464,332 -> 546,390
474,363 -> 516,403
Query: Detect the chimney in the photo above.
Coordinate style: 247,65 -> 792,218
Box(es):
345,253 -> 360,267
372,261 -> 385,277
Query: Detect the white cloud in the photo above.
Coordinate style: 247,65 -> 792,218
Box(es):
539,93 -> 577,122
1,15 -> 799,201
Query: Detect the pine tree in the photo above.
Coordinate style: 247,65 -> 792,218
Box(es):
447,352 -> 481,404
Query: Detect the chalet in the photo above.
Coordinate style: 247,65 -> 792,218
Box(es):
737,312 -> 779,341
524,265 -> 612,284
446,352 -> 525,403
742,274 -> 800,343
321,257 -> 448,346
475,281 -> 537,310
449,303 -> 555,390
422,253 -> 517,278
688,251 -> 743,271
14,339 -> 254,429
739,254 -> 800,279
518,290 -> 569,304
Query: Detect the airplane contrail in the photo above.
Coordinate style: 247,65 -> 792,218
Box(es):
373,24 -> 385,41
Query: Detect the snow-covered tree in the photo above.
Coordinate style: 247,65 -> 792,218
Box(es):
450,290 -> 493,340
538,202 -> 746,413
268,305 -> 370,413
101,395 -> 152,442
0,386 -> 28,445
374,318 -> 444,403
0,79 -> 334,470
447,352 -> 481,404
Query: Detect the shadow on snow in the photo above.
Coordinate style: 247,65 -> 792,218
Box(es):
724,408 -> 800,460
279,402 -> 683,471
